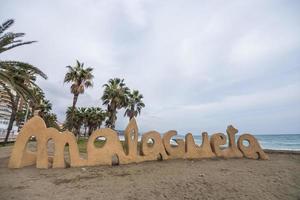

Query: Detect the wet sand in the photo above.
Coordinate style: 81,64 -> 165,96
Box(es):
0,146 -> 299,200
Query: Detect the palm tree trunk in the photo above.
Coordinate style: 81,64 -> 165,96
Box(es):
4,108 -> 17,144
4,96 -> 19,145
24,103 -> 29,123
111,109 -> 117,129
84,126 -> 87,137
127,105 -> 134,121
88,126 -> 92,136
31,105 -> 36,118
129,107 -> 134,121
70,93 -> 79,140
72,93 -> 79,110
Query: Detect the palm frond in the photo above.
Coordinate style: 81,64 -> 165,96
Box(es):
0,19 -> 37,54
0,61 -> 47,79
0,19 -> 14,34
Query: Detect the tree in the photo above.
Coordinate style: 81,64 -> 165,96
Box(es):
101,78 -> 130,129
28,87 -> 45,115
38,99 -> 52,118
64,60 -> 94,111
0,62 -> 46,101
25,86 -> 59,129
0,19 -> 44,93
124,90 -> 145,120
0,19 -> 36,54
85,107 -> 106,136
78,107 -> 88,136
65,107 -> 83,136
1,67 -> 47,144
0,19 -> 47,144
64,107 -> 106,137
43,113 -> 59,130
15,109 -> 29,129
37,98 -> 58,128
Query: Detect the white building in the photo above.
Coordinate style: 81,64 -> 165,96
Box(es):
0,85 -> 19,140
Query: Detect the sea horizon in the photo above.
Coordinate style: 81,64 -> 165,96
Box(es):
116,133 -> 300,151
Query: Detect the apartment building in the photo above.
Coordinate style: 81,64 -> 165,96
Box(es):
0,85 -> 19,138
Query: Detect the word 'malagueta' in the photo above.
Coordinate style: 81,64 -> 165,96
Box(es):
8,116 -> 268,169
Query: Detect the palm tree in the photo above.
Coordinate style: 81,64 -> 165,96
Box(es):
1,67 -> 47,144
0,62 -> 46,98
64,60 -> 94,111
0,19 -> 42,90
64,107 -> 105,137
85,107 -> 106,136
43,113 -> 59,130
38,99 -> 52,118
28,87 -> 45,115
0,19 -> 36,54
101,78 -> 130,129
0,19 -> 47,144
15,109 -> 29,129
0,63 -> 46,101
31,96 -> 58,129
124,90 -> 145,120
65,107 -> 83,136
78,107 -> 88,136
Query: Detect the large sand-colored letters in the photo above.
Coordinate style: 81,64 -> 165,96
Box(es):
210,125 -> 243,159
185,132 -> 216,159
163,131 -> 185,159
8,117 -> 86,169
140,131 -> 168,161
8,116 -> 268,169
238,134 -> 269,160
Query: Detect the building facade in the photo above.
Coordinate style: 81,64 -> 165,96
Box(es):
0,85 -> 19,140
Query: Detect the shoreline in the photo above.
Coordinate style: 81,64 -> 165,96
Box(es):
263,149 -> 300,154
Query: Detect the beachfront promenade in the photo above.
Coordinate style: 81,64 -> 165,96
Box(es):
0,135 -> 17,143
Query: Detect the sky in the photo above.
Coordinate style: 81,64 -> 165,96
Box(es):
1,0 -> 300,135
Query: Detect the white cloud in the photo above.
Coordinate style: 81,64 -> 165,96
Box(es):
229,29 -> 300,65
1,0 -> 300,134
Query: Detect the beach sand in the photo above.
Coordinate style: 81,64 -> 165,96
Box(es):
0,146 -> 299,200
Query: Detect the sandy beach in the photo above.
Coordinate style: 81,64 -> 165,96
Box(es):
0,146 -> 299,200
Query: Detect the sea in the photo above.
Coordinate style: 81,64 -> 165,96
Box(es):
119,134 -> 300,151
191,134 -> 300,151
248,134 -> 300,151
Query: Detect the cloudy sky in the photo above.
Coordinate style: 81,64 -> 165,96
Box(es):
1,0 -> 300,135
